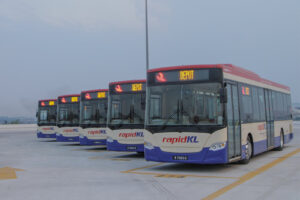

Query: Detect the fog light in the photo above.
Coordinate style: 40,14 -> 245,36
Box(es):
144,141 -> 154,150
209,142 -> 226,151
107,136 -> 113,143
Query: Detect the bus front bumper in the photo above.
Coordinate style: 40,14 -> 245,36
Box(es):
145,146 -> 228,164
107,140 -> 144,152
79,136 -> 106,146
56,134 -> 79,142
37,132 -> 57,139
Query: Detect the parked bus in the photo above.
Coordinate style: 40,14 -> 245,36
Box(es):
79,89 -> 109,146
107,80 -> 146,152
56,94 -> 81,142
144,64 -> 293,164
37,99 -> 57,138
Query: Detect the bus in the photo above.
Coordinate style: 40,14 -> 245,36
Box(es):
56,94 -> 81,142
144,64 -> 293,164
107,80 -> 146,152
37,99 -> 57,138
79,89 -> 109,146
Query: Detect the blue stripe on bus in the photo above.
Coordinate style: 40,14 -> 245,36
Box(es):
144,146 -> 228,164
56,135 -> 79,142
107,140 -> 144,152
79,136 -> 107,146
252,133 -> 293,156
37,132 -> 57,139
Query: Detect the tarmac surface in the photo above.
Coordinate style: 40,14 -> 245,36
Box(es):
0,123 -> 300,200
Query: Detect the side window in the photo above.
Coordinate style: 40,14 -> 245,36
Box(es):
240,85 -> 253,122
277,92 -> 284,120
252,87 -> 260,121
287,94 -> 292,119
257,88 -> 266,121
282,94 -> 287,120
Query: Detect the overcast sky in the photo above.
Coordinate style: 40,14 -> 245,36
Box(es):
0,0 -> 299,117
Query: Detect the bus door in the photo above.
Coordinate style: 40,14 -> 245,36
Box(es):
264,89 -> 274,148
227,84 -> 242,159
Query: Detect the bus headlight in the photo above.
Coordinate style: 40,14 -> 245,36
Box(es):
144,141 -> 154,150
209,142 -> 226,151
56,133 -> 62,137
107,136 -> 113,143
79,134 -> 84,139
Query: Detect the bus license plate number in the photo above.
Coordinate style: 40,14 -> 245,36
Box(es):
127,146 -> 137,150
173,155 -> 188,161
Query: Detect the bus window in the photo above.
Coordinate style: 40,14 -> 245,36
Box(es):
40,110 -> 48,121
257,88 -> 266,121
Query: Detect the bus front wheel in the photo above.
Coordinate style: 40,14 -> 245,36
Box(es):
276,130 -> 284,151
241,136 -> 253,164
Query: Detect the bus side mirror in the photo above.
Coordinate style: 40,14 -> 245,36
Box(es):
36,112 -> 38,118
220,88 -> 227,103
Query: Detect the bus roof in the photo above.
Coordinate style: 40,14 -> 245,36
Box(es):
109,79 -> 146,85
148,64 -> 290,91
39,99 -> 57,102
58,94 -> 81,98
81,89 -> 108,93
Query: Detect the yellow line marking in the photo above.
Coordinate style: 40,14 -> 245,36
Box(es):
122,163 -> 164,173
122,163 -> 237,179
203,148 -> 300,200
111,158 -> 132,161
72,149 -> 107,153
0,167 -> 24,180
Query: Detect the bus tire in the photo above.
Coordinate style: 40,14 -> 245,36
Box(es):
240,135 -> 253,164
276,130 -> 284,151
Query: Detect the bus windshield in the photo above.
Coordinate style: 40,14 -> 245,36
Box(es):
38,107 -> 56,125
57,103 -> 79,126
80,99 -> 107,125
147,83 -> 223,126
109,93 -> 145,125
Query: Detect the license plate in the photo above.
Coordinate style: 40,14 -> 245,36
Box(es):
127,146 -> 137,150
173,155 -> 188,161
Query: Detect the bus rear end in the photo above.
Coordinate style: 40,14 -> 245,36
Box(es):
145,65 -> 228,164
37,99 -> 58,139
79,89 -> 109,146
107,80 -> 146,152
56,94 -> 81,142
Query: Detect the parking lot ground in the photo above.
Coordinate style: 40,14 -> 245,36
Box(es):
0,123 -> 300,200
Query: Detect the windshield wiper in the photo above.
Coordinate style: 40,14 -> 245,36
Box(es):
160,100 -> 180,130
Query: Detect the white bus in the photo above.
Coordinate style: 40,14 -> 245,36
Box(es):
56,94 -> 81,142
79,89 -> 109,146
144,64 -> 293,164
107,80 -> 146,152
37,99 -> 58,139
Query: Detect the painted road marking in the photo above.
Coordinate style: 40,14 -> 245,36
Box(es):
111,158 -> 132,161
72,149 -> 107,153
0,167 -> 24,180
203,148 -> 300,200
122,163 -> 238,180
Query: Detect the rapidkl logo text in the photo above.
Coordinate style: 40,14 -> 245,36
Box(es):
119,132 -> 144,138
162,136 -> 199,144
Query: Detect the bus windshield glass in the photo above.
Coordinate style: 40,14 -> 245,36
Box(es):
147,83 -> 223,126
109,93 -> 145,125
38,106 -> 56,125
80,99 -> 107,125
57,103 -> 79,126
